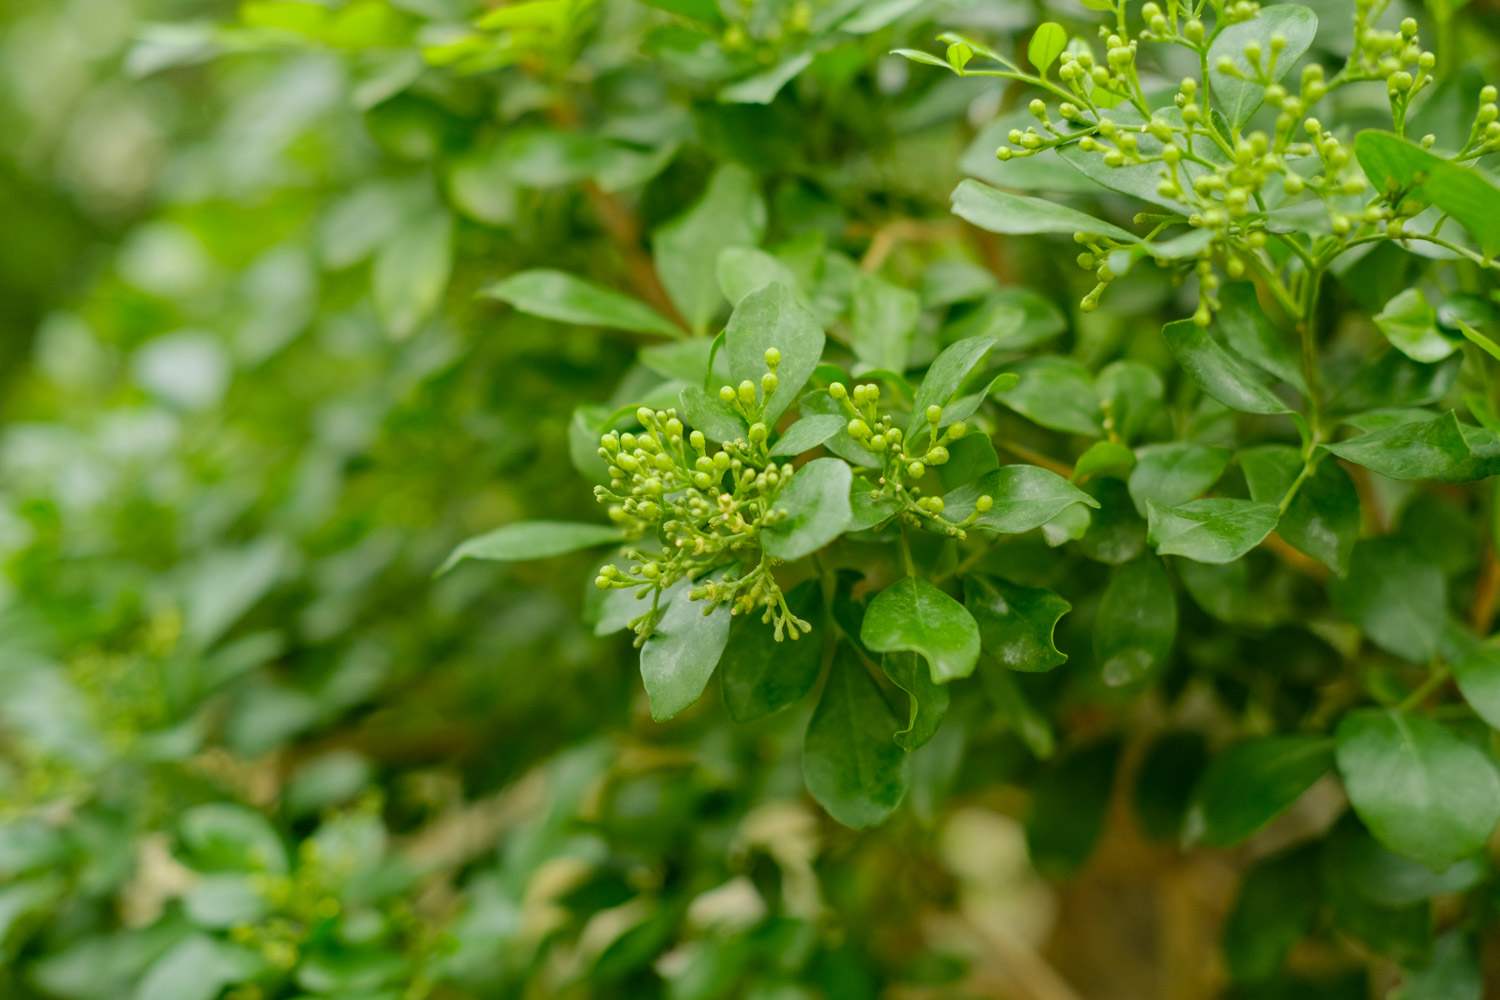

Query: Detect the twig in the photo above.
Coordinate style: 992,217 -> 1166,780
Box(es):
1471,541 -> 1499,634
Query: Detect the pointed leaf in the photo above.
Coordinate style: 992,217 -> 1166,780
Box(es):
908,335 -> 997,437
1324,411 -> 1469,480
639,588 -> 733,720
860,576 -> 980,683
1094,555 -> 1176,686
803,645 -> 910,827
725,283 -> 825,427
1146,498 -> 1280,564
1163,318 -> 1290,415
964,574 -> 1071,672
762,457 -> 853,561
653,164 -> 766,333
721,581 -> 823,721
1208,5 -> 1318,127
481,269 -> 682,337
951,179 -> 1136,241
1184,735 -> 1334,847
944,464 -> 1100,534
440,521 -> 625,574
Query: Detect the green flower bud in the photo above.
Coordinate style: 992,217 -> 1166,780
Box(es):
908,461 -> 926,478
928,497 -> 945,515
947,421 -> 967,440
975,495 -> 993,513
926,404 -> 943,424
869,434 -> 887,451
690,430 -> 706,451
719,385 -> 736,404
617,453 -> 639,472
713,452 -> 731,471
830,382 -> 847,399
764,347 -> 781,370
928,446 -> 949,465
738,380 -> 757,406
848,418 -> 871,439
762,372 -> 779,393
654,453 -> 674,472
748,422 -> 768,443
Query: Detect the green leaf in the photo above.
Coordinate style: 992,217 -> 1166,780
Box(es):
134,935 -> 265,1000
639,588 -> 733,721
800,391 -> 884,467
481,269 -> 682,337
1127,442 -> 1232,516
1094,555 -> 1176,686
1146,498 -> 1280,564
1355,130 -> 1500,258
909,336 -> 997,437
1396,932 -> 1482,1000
882,651 -> 949,751
373,210 -> 452,339
944,464 -> 1101,534
678,386 -> 748,444
439,521 -> 625,574
979,660 -> 1055,758
721,580 -> 823,722
1096,359 -> 1164,443
1330,538 -> 1448,662
1073,440 -> 1136,481
1336,709 -> 1500,870
1027,22 -> 1067,73
725,283 -> 825,427
1025,741 -> 1120,877
1222,846 -> 1321,983
1376,288 -> 1457,363
1217,282 -> 1306,392
950,179 -> 1136,242
762,457 -> 853,561
716,247 -> 800,306
719,52 -> 814,104
964,574 -> 1071,672
180,804 -> 288,874
851,271 -> 920,374
1335,823 -> 1486,908
996,356 -> 1103,435
1453,642 -> 1500,731
1163,318 -> 1290,415
1077,477 -> 1147,564
653,164 -> 767,334
860,576 -> 981,683
1324,410 -> 1469,480
938,433 -> 1000,491
803,645 -> 910,827
1183,735 -> 1334,847
1132,731 -> 1207,841
768,414 -> 845,457
1208,5 -> 1318,127
1240,446 -> 1360,576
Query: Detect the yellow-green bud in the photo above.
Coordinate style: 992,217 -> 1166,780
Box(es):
830,382 -> 847,399
975,495 -> 993,513
947,421 -> 967,440
926,404 -> 943,424
848,418 -> 870,439
764,347 -> 781,370
762,372 -> 779,393
719,385 -> 735,403
748,422 -> 768,443
908,461 -> 925,478
928,446 -> 949,465
738,380 -> 757,406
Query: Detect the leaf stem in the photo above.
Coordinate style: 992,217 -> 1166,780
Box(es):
1398,661 -> 1451,712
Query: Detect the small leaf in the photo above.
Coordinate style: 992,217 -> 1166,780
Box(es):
639,587 -> 733,721
1096,359 -> 1164,443
851,272 -> 920,374
1451,642 -> 1500,731
944,464 -> 1100,534
1323,410 -> 1469,480
1183,735 -> 1334,847
180,804 -> 288,874
721,581 -> 823,722
1094,555 -> 1176,686
1240,446 -> 1360,576
1356,130 -> 1500,258
719,51 -> 814,104
725,283 -> 826,427
1330,538 -> 1448,663
1336,709 -> 1500,870
1025,740 -> 1120,878
1127,442 -> 1232,516
1146,498 -> 1280,564
908,336 -> 997,438
716,247 -> 800,306
373,210 -> 452,339
1376,288 -> 1457,363
653,164 -> 767,334
481,269 -> 682,337
803,645 -> 910,827
762,458 -> 853,561
882,651 -> 949,751
679,386 -> 748,444
996,356 -> 1103,435
964,574 -> 1071,672
1163,318 -> 1289,415
860,576 -> 981,683
951,179 -> 1137,242
848,477 -> 906,531
1208,5 -> 1318,127
1073,440 -> 1136,481
439,521 -> 625,574
768,414 -> 845,457
1026,22 -> 1067,73
134,935 -> 265,1000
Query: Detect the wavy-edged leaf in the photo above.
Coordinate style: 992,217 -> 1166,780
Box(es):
964,574 -> 1071,672
860,576 -> 980,683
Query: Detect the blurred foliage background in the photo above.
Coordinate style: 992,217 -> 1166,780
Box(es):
0,0 -> 1496,998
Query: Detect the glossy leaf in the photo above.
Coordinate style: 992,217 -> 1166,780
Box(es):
1376,288 -> 1457,363
721,581 -> 823,722
996,356 -> 1103,435
679,385 -> 748,444
964,574 -> 1071,672
803,645 -> 910,828
1330,538 -> 1448,663
639,588 -> 733,721
1355,131 -> 1500,257
653,164 -> 767,333
1147,498 -> 1280,564
882,651 -> 949,751
1208,5 -> 1318,127
725,283 -> 825,427
908,335 -> 996,438
1336,709 -> 1500,870
762,457 -> 853,561
768,414 -> 845,457
1184,735 -> 1334,847
1094,555 -> 1176,686
1163,319 -> 1290,415
945,464 -> 1100,534
1324,410 -> 1469,480
860,576 -> 981,683
1240,445 -> 1360,576
1216,282 -> 1306,392
1127,442 -> 1232,516
438,521 -> 625,574
482,269 -> 681,337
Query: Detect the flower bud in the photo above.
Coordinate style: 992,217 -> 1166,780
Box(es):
848,418 -> 870,439
908,461 -> 926,478
738,380 -> 757,406
719,385 -> 736,404
947,421 -> 966,440
928,446 -> 949,465
748,422 -> 768,443
690,430 -> 706,451
926,404 -> 943,424
764,347 -> 781,370
762,373 -> 779,393
830,381 -> 847,399
975,495 -> 993,513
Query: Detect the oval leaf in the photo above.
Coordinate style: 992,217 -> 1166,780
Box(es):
860,576 -> 981,683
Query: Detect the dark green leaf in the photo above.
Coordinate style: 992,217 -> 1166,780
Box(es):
860,576 -> 981,683
1325,410 -> 1469,479
803,645 -> 910,827
1240,445 -> 1360,576
482,269 -> 681,337
1025,741 -> 1120,878
1132,731 -> 1207,842
1074,440 -> 1136,481
679,385 -> 748,444
1208,5 -> 1318,127
980,660 -> 1055,758
944,464 -> 1100,534
1453,642 -> 1500,730
1355,130 -> 1500,257
639,588 -> 733,721
1096,359 -> 1163,443
801,391 -> 885,467
762,457 -> 853,561
1147,498 -> 1280,564
1127,442 -> 1231,516
1330,538 -> 1448,662
1183,735 -> 1334,847
726,283 -> 826,426
1216,282 -> 1306,392
1094,555 -> 1176,685
1336,709 -> 1500,870
1335,824 -> 1486,908
848,477 -> 906,531
938,433 -> 1000,491
964,574 -> 1071,672
996,356 -> 1102,435
881,651 -> 948,751
1223,846 -> 1321,983
1163,318 -> 1290,415
721,581 -> 823,722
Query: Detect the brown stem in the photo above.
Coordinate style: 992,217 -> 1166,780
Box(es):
1471,541 -> 1499,634
583,182 -> 688,330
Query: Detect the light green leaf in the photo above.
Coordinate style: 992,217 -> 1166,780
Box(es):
1073,440 -> 1137,481
1356,130 -> 1500,257
1337,709 -> 1500,870
803,645 -> 910,827
1324,410 -> 1469,480
851,272 -> 920,374
944,464 -> 1101,534
134,935 -> 265,1000
653,164 -> 767,334
639,587 -> 733,721
678,386 -> 747,444
964,574 -> 1071,672
439,521 -> 625,574
481,269 -> 682,337
848,477 -> 906,531
1094,555 -> 1176,686
1452,642 -> 1500,731
768,414 -> 845,457
1377,288 -> 1458,363
719,52 -> 814,104
909,336 -> 997,438
721,580 -> 823,722
951,179 -> 1136,242
800,391 -> 884,467
762,458 -> 853,561
996,356 -> 1103,435
1027,22 -> 1067,73
860,576 -> 981,683
1146,498 -> 1280,564
1127,442 -> 1231,516
1208,5 -> 1318,127
725,283 -> 825,427
179,804 -> 288,875
716,247 -> 800,306
1163,318 -> 1290,415
1184,735 -> 1334,847
1240,445 -> 1360,575
882,651 -> 949,751
373,210 -> 452,339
